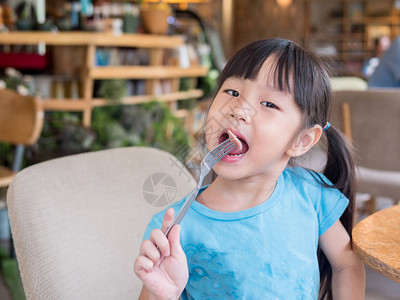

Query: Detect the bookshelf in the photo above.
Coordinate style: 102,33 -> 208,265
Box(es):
306,0 -> 400,76
0,32 -> 209,126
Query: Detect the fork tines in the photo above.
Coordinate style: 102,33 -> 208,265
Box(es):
212,138 -> 237,161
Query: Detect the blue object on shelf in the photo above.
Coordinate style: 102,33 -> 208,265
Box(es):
0,207 -> 10,241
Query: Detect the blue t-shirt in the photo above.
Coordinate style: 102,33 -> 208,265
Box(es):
143,167 -> 349,299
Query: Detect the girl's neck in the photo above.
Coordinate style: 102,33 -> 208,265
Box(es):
197,174 -> 279,212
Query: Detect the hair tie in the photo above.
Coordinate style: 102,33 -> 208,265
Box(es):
323,122 -> 331,131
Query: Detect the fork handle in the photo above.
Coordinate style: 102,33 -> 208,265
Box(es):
164,182 -> 202,238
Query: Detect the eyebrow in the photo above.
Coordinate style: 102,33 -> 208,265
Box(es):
265,82 -> 292,97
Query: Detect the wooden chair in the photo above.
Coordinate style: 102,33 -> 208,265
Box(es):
331,89 -> 400,215
0,89 -> 44,188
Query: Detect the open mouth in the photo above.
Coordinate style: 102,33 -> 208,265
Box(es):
218,131 -> 249,157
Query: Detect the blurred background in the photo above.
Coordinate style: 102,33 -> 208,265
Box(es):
1,1 -> 400,299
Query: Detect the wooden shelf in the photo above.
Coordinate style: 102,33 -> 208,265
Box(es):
0,32 -> 209,126
92,89 -> 204,107
366,17 -> 396,23
42,99 -> 89,111
42,89 -> 204,110
313,33 -> 365,40
90,66 -> 209,79
0,32 -> 185,48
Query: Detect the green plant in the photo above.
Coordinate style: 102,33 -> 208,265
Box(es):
27,111 -> 96,163
26,99 -> 190,165
21,1 -> 32,19
91,101 -> 189,157
98,79 -> 127,103
0,248 -> 25,300
140,1 -> 171,12
0,143 -> 13,168
0,68 -> 32,95
199,69 -> 219,98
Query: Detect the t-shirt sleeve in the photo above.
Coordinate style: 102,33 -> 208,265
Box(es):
311,171 -> 349,236
318,191 -> 349,236
295,168 -> 349,236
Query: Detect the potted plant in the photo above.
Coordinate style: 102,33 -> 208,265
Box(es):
140,1 -> 172,34
123,3 -> 140,33
15,1 -> 34,31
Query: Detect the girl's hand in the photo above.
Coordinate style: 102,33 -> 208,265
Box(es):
134,208 -> 189,300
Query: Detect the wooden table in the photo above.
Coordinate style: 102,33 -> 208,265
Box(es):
352,205 -> 400,283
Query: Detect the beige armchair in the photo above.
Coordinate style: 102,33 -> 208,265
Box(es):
7,147 -> 196,299
331,89 -> 400,214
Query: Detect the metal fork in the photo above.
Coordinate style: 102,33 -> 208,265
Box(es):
165,138 -> 237,237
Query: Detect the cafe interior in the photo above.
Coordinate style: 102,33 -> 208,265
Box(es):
0,0 -> 399,299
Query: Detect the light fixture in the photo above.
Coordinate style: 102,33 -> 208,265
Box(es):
277,0 -> 292,8
141,0 -> 211,3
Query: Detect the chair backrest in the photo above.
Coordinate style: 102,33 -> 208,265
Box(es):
331,89 -> 400,171
0,89 -> 44,145
330,76 -> 367,91
7,147 -> 196,299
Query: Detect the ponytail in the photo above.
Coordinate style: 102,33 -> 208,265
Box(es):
318,125 -> 356,300
323,126 -> 355,207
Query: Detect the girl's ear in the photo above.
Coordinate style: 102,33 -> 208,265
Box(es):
286,125 -> 323,157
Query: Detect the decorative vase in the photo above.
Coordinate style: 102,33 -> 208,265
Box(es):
140,8 -> 171,34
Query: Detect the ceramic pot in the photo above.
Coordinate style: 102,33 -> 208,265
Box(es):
140,10 -> 170,34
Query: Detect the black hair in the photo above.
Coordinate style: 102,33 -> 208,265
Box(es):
216,38 -> 355,300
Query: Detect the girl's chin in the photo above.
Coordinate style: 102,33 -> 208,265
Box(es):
213,161 -> 246,179
213,171 -> 248,182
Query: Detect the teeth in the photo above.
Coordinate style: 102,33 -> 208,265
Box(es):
228,153 -> 244,157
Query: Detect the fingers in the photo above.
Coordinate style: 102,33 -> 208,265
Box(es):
134,255 -> 153,277
135,229 -> 168,276
161,208 -> 175,234
150,229 -> 170,257
135,209 -> 175,273
135,208 -> 181,278
168,224 -> 183,258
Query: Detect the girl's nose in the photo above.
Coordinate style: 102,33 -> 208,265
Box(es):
228,102 -> 250,124
230,110 -> 246,123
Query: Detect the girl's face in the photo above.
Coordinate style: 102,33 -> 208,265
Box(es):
206,56 -> 306,181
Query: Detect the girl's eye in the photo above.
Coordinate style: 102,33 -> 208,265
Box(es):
225,89 -> 239,97
260,101 -> 278,109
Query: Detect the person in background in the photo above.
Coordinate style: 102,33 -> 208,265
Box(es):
369,36 -> 400,87
362,35 -> 391,78
134,38 -> 365,299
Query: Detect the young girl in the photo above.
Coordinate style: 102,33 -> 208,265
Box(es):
134,38 -> 365,299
